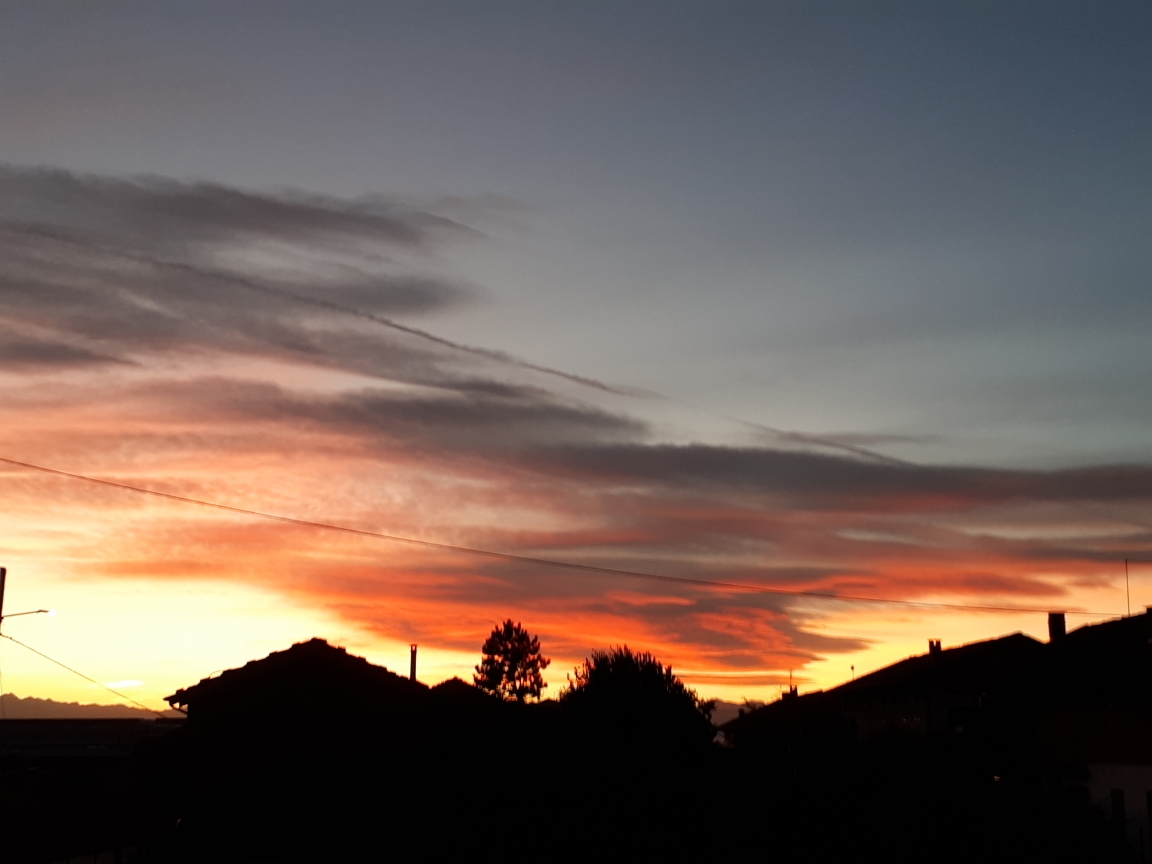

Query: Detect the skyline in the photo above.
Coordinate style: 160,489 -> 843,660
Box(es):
1,2 -> 1150,710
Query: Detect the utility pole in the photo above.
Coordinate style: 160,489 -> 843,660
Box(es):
0,569 -> 51,627
1,566 -> 5,718
410,644 -> 417,682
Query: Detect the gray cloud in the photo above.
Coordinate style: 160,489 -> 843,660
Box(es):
0,167 -> 647,399
523,444 -> 1152,511
0,165 -> 480,367
316,276 -> 472,316
0,219 -> 473,381
141,376 -> 648,452
0,164 -> 472,253
0,329 -> 128,369
2,164 -> 1149,672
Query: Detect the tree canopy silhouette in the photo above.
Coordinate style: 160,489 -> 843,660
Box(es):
473,620 -> 550,703
561,646 -> 714,747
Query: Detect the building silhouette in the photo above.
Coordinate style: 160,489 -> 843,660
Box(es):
722,609 -> 1152,860
8,617 -> 1152,862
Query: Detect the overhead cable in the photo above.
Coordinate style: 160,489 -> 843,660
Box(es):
0,455 -> 1120,617
0,632 -> 171,718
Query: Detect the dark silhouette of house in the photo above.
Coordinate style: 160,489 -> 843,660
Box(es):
722,611 -> 1152,860
1032,610 -> 1152,853
834,632 -> 1045,738
722,631 -> 1048,767
150,637 -> 726,860
165,637 -> 428,722
15,621 -> 1152,863
157,639 -> 446,860
723,612 -> 1152,744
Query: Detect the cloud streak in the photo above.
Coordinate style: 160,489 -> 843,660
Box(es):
2,167 -> 1150,696
0,165 -> 645,398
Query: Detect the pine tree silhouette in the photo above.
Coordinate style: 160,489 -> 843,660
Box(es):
473,620 -> 551,703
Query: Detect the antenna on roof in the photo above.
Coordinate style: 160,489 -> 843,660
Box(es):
783,669 -> 798,700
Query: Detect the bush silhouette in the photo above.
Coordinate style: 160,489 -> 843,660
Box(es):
473,619 -> 551,703
561,646 -> 714,748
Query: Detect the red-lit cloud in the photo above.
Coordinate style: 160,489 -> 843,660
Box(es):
2,167 -> 1150,693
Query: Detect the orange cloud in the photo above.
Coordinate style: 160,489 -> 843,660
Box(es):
2,167 -> 1150,703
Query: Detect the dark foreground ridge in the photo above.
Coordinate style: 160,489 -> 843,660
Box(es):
4,613 -> 1152,862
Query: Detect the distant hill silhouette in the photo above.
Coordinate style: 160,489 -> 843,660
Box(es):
0,692 -> 180,719
710,698 -> 766,727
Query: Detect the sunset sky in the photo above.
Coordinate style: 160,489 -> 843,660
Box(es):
1,1 -> 1150,711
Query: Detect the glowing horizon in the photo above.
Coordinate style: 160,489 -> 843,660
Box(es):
1,4 -> 1150,715
0,170 -> 1146,712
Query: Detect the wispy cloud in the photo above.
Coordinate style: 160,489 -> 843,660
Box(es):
0,166 -> 644,397
2,167 -> 1150,691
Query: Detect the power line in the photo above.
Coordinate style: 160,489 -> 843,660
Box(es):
0,632 -> 170,717
1126,559 -> 1152,618
0,455 -> 1119,617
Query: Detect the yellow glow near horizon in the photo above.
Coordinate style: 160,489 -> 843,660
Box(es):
0,561 -> 1132,711
1,352 -> 1147,713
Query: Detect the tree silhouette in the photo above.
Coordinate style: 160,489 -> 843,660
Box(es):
473,620 -> 551,703
561,645 -> 714,747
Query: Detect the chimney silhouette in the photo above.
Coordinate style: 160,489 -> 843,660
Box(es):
781,669 -> 798,700
1048,612 -> 1066,642
410,644 -> 417,682
928,639 -> 942,655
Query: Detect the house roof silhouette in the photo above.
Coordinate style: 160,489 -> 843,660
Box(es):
724,611 -> 1152,749
165,638 -> 428,721
1034,609 -> 1152,707
836,631 -> 1046,699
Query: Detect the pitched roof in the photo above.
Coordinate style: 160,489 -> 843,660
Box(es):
724,612 -> 1152,740
165,638 -> 427,720
721,633 -> 1046,739
834,631 -> 1045,700
1032,610 -> 1152,707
